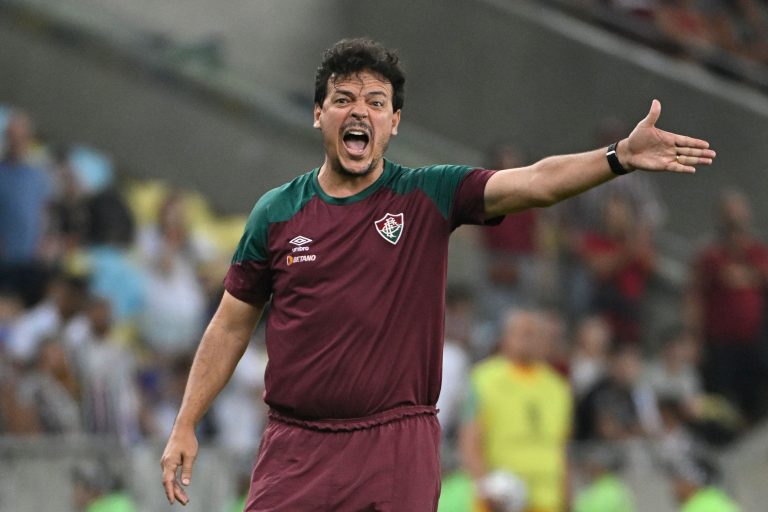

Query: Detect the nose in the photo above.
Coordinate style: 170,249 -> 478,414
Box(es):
350,102 -> 368,120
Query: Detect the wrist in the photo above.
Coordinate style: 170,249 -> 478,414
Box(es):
172,416 -> 197,432
606,139 -> 634,175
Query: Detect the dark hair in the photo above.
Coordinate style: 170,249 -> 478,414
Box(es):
314,38 -> 405,111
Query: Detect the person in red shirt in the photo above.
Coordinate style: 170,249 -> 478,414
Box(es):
578,193 -> 656,344
690,189 -> 768,422
159,38 -> 716,511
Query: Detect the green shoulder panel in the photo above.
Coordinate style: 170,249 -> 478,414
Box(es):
231,171 -> 316,263
385,162 -> 475,220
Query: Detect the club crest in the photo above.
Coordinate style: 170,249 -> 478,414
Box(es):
374,213 -> 405,245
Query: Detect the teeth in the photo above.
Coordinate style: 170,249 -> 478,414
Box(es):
348,130 -> 365,136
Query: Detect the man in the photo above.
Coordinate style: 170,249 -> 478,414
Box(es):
161,38 -> 715,510
574,343 -> 661,442
460,309 -> 572,512
0,110 -> 54,306
689,189 -> 768,422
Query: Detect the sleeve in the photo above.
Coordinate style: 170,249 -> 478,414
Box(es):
449,168 -> 504,230
223,196 -> 273,305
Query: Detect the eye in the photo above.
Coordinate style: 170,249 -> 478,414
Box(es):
371,100 -> 384,108
334,97 -> 350,105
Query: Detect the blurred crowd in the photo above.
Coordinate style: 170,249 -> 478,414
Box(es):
0,107 -> 266,478
571,0 -> 768,67
1,105 -> 766,512
436,133 -> 767,511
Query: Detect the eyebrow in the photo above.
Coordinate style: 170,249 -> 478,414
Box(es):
333,88 -> 389,98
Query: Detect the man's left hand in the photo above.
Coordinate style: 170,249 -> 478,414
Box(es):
619,99 -> 716,174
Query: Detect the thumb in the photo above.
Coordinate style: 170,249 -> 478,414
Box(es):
642,99 -> 661,127
181,452 -> 196,486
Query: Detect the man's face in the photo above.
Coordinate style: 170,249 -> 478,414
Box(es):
4,114 -> 33,159
501,311 -> 543,364
313,70 -> 401,177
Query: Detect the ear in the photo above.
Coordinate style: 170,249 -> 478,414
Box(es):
390,109 -> 401,136
313,104 -> 322,129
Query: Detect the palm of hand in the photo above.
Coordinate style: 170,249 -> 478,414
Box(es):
625,100 -> 715,174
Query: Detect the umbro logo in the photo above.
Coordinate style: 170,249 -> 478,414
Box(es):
289,236 -> 312,246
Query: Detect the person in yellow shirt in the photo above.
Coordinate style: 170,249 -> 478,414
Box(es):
460,308 -> 573,512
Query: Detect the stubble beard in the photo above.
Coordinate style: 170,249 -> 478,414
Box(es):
332,139 -> 389,179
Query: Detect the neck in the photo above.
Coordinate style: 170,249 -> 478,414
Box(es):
317,158 -> 385,198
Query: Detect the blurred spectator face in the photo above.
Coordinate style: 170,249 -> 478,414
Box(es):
51,277 -> 88,319
159,192 -> 188,245
611,346 -> 642,386
500,310 -> 544,364
663,331 -> 699,370
719,190 -> 751,234
3,111 -> 33,161
87,298 -> 112,338
575,316 -> 612,356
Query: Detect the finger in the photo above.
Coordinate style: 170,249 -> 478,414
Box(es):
674,134 -> 711,149
180,452 -> 196,486
675,154 -> 713,167
162,466 -> 178,505
643,99 -> 661,126
174,480 -> 190,506
669,158 -> 698,174
676,147 -> 717,159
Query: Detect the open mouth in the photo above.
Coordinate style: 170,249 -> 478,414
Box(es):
342,128 -> 370,156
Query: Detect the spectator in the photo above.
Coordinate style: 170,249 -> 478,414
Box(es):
643,328 -> 703,409
570,315 -> 613,399
575,343 -> 661,441
460,309 -> 572,512
655,397 -> 710,478
16,337 -> 82,434
137,192 -> 207,356
688,189 -> 768,422
573,444 -> 636,512
6,273 -> 89,364
668,455 -> 740,512
74,297 -> 141,444
578,193 -> 656,344
0,110 -> 54,306
72,459 -> 137,512
557,117 -> 664,327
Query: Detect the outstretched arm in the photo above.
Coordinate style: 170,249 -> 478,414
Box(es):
484,100 -> 716,218
160,291 -> 264,505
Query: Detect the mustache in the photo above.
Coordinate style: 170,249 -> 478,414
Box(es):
342,122 -> 372,134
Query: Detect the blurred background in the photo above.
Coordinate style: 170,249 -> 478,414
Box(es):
0,0 -> 767,510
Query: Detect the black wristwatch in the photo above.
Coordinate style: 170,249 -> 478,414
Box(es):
606,141 -> 631,175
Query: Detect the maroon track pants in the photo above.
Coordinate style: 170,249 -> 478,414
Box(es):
245,405 -> 441,511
